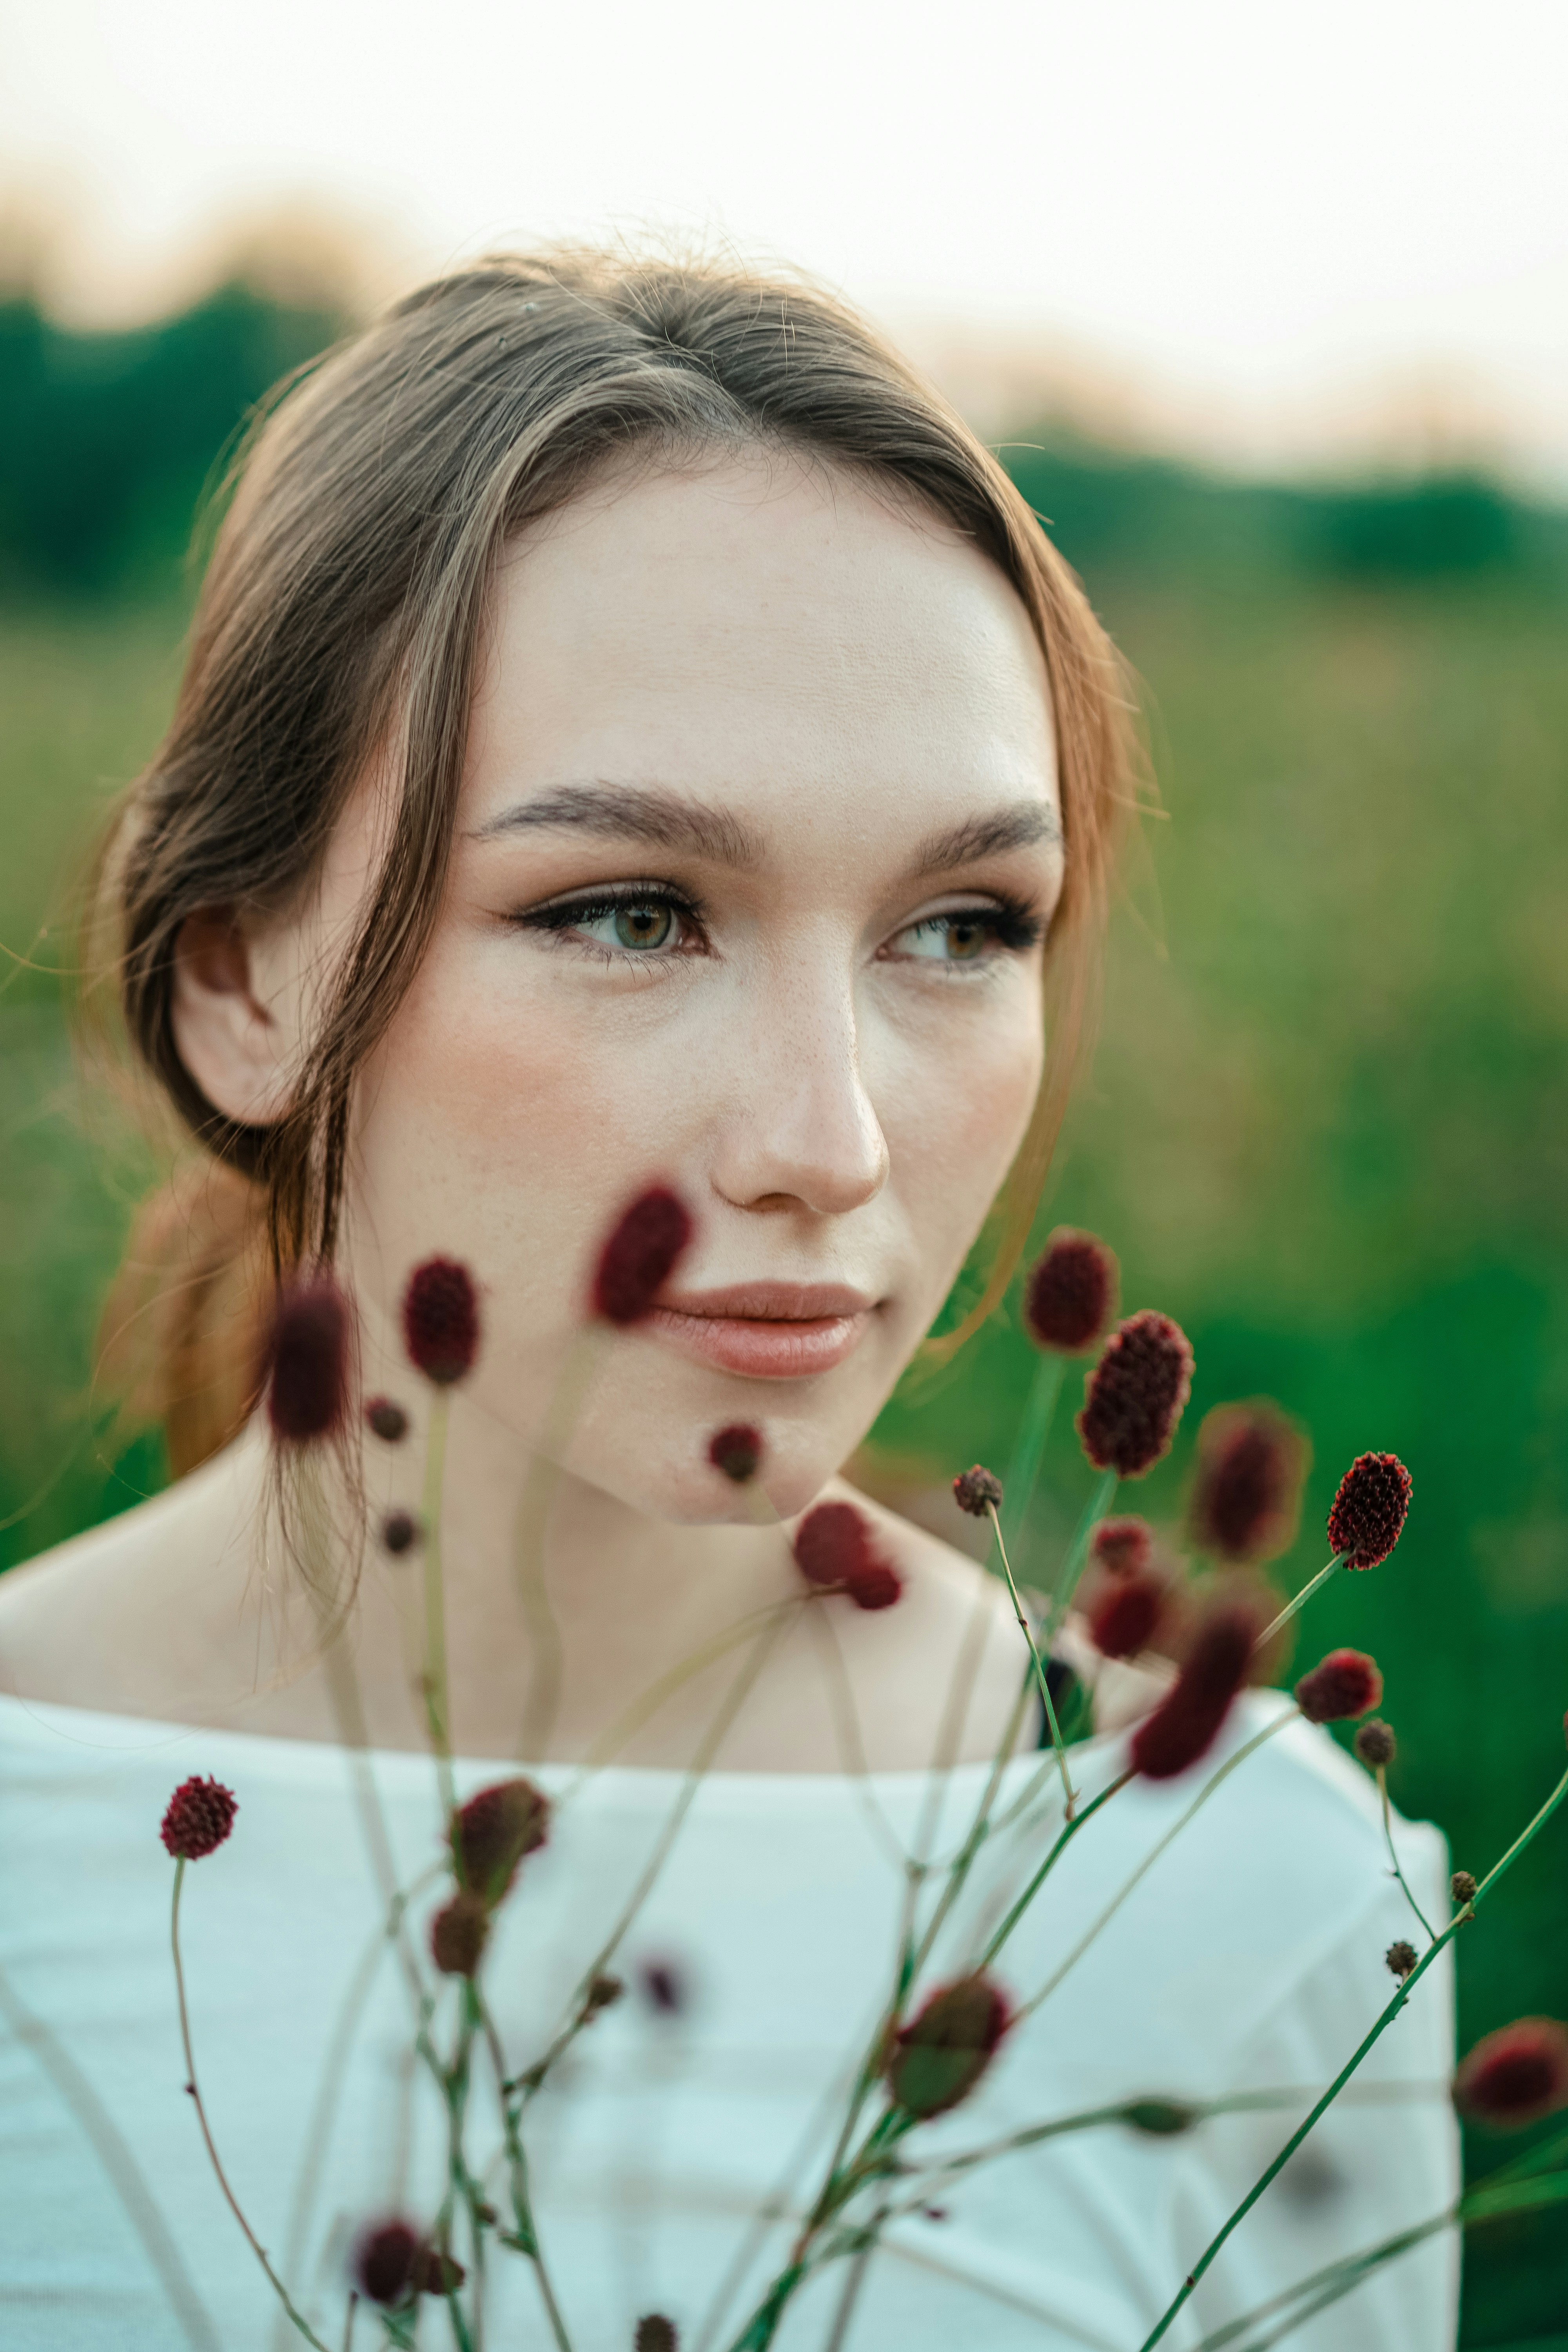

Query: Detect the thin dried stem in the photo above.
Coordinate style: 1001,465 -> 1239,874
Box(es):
1259,1553 -> 1344,1647
987,1498 -> 1075,1814
1378,1765 -> 1437,1942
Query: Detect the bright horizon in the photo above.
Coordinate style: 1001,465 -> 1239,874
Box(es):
3,0 -> 1566,485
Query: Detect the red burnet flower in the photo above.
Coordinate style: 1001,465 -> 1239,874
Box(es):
709,1424 -> 762,1484
1087,1571 -> 1165,1662
635,2319 -> 678,2352
1189,1402 -> 1306,1566
1129,1599 -> 1258,1780
160,1776 -> 238,1861
379,1509 -> 421,1557
353,2219 -> 419,2306
1327,1452 -> 1412,1569
1355,1719 -> 1397,1768
402,1258 -> 480,1385
793,1501 -> 904,1612
887,1974 -> 1012,2118
1078,1312 -> 1195,1481
1024,1230 -> 1119,1354
364,1395 -> 408,1444
952,1465 -> 1003,1518
450,1777 -> 550,1906
1454,2019 -> 1568,2131
592,1187 -> 693,1326
265,1270 -> 351,1445
430,1890 -> 490,1977
1089,1515 -> 1154,1577
1294,1648 -> 1383,1724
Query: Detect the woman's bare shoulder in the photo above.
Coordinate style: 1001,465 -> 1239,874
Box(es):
0,1430 -> 265,1714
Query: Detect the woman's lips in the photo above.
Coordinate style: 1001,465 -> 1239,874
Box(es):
648,1281 -> 878,1381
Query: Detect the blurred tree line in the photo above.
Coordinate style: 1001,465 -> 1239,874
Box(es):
2,274 -> 1566,2348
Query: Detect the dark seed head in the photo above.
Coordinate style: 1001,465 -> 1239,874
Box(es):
1294,1648 -> 1383,1725
1327,1452 -> 1412,1570
708,1424 -> 762,1483
592,1187 -> 693,1325
1450,1870 -> 1477,1907
582,1973 -> 624,2018
887,1974 -> 1011,2118
379,1509 -> 422,1557
1024,1229 -> 1119,1353
411,2245 -> 466,2298
1123,2097 -> 1200,2136
365,1395 -> 408,1444
353,2219 -> 418,2306
1386,1940 -> 1419,1981
160,1776 -> 238,1862
635,2320 -> 679,2352
1077,1311 -> 1194,1481
1188,1402 -> 1306,1566
1129,1599 -> 1258,1780
450,1778 -> 550,1906
265,1271 -> 351,1445
1354,1718 -> 1397,1768
1455,2018 -> 1568,2129
952,1465 -> 1003,1518
402,1258 -> 480,1385
637,1956 -> 688,2017
1087,1571 -> 1165,1662
430,1890 -> 490,1977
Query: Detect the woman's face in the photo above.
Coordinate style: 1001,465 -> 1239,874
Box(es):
345,455 -> 1062,1519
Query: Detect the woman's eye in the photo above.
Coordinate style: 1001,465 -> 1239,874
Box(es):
892,911 -> 1007,964
580,901 -> 677,952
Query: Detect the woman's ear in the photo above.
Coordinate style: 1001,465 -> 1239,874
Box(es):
170,907 -> 296,1127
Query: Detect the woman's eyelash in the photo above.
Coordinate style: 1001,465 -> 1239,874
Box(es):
509,885 -> 704,936
965,896 -> 1046,952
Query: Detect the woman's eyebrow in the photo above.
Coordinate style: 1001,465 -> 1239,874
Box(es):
470,780 -> 762,867
909,802 -> 1063,875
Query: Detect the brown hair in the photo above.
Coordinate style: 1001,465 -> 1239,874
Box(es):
89,246 -> 1136,1470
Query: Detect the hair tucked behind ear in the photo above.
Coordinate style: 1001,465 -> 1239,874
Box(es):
85,243 -> 1136,1464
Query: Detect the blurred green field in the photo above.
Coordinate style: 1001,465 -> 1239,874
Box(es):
2,285 -> 1566,2345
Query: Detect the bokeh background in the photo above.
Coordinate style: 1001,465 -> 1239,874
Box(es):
2,4 -> 1566,2342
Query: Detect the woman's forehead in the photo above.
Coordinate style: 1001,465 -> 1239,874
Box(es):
466,456 -> 1059,842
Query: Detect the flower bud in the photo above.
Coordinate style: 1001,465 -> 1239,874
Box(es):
1129,1600 -> 1256,1780
1294,1649 -> 1383,1724
1122,2097 -> 1199,2136
708,1424 -> 762,1483
1024,1230 -> 1118,1353
365,1396 -> 408,1443
793,1501 -> 904,1612
1450,1870 -> 1477,1906
1090,1516 -> 1154,1577
1327,1451 -> 1412,1569
450,1778 -> 550,1906
1087,1571 -> 1165,1661
1188,1402 -> 1306,1566
1078,1312 -> 1194,1481
581,1973 -> 624,2019
379,1509 -> 422,1557
1354,1719 -> 1397,1768
952,1465 -> 1003,1518
265,1272 -> 351,1445
1454,2018 -> 1568,2131
430,1890 -> 490,1977
887,1974 -> 1011,2119
635,2321 -> 678,2352
1385,1939 -> 1418,1981
353,2220 -> 418,2306
160,1776 -> 238,1861
592,1187 -> 693,1325
411,2246 -> 466,2296
402,1258 -> 480,1385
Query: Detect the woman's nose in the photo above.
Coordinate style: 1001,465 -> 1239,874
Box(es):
708,962 -> 890,1218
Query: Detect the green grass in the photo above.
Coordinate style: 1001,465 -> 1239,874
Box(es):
2,567 -> 1566,2341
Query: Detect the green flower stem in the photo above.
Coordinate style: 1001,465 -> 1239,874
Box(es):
980,1767 -> 1133,1967
1021,1713 -> 1297,2023
1002,1352 -> 1066,1545
1258,1553 -> 1345,1647
1043,1466 -> 1120,1641
1138,1760 -> 1568,2351
513,1329 -> 607,1761
988,1499 -> 1076,1816
169,1862 -> 334,2352
476,1992 -> 574,2352
419,1387 -> 456,1815
1378,1764 -> 1437,1942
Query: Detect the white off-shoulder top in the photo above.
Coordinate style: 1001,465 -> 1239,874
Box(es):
0,1690 -> 1458,2351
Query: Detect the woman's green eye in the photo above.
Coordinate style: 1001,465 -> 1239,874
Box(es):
612,903 -> 673,950
899,913 -> 993,962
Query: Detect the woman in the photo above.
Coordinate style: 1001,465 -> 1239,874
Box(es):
0,251 -> 1455,2349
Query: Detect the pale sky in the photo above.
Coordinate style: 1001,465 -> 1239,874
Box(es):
3,0 -> 1566,481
